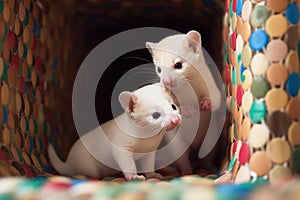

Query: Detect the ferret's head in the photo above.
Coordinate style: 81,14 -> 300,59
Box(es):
146,30 -> 202,90
119,84 -> 181,133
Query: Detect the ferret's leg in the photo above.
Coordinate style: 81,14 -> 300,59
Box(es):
112,147 -> 145,180
164,130 -> 193,175
140,152 -> 163,179
174,149 -> 193,175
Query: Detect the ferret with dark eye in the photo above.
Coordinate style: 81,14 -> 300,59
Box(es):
146,30 -> 225,174
48,83 -> 182,180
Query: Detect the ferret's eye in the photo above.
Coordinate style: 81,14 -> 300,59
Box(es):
171,104 -> 177,110
157,66 -> 162,73
174,62 -> 182,69
152,112 -> 161,119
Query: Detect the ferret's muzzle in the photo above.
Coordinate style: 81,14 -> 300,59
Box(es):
164,114 -> 182,131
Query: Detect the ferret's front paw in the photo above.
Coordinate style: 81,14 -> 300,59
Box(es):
145,172 -> 163,179
126,174 -> 146,181
180,105 -> 196,118
200,100 -> 212,111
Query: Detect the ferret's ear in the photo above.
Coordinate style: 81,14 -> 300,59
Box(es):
185,30 -> 202,53
119,92 -> 138,113
146,42 -> 157,55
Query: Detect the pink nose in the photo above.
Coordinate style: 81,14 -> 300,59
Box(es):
163,78 -> 172,86
171,117 -> 180,125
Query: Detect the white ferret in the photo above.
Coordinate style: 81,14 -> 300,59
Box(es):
146,30 -> 225,174
48,84 -> 182,180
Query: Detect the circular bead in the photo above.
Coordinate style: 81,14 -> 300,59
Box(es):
266,39 -> 288,62
266,138 -> 291,164
240,117 -> 251,141
285,26 -> 298,49
249,30 -> 268,51
236,34 -> 243,54
1,83 -> 10,106
242,70 -> 253,90
8,31 -> 17,50
250,5 -> 269,28
288,122 -> 300,146
242,45 -> 252,67
286,3 -> 299,25
14,18 -> 23,36
15,92 -> 24,113
251,53 -> 269,76
236,0 -> 242,16
238,142 -> 250,165
241,21 -> 251,42
249,151 -> 272,177
241,0 -> 252,22
3,3 -> 10,23
236,85 -> 243,106
266,0 -> 288,12
251,77 -> 270,99
266,111 -> 291,137
230,31 -> 236,51
232,68 -> 236,84
2,106 -> 8,124
286,72 -> 300,97
269,165 -> 292,184
236,16 -> 243,35
265,15 -> 288,37
250,100 -> 266,123
240,64 -> 246,82
265,88 -> 288,111
285,98 -> 300,119
285,51 -> 299,73
248,124 -> 269,148
241,91 -> 253,113
12,55 -> 19,72
235,165 -> 251,184
266,64 -> 288,86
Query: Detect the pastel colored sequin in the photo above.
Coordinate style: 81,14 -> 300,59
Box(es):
286,3 -> 299,25
251,5 -> 269,28
286,73 -> 300,97
250,100 -> 266,123
251,77 -> 270,99
265,15 -> 288,37
249,30 -> 268,51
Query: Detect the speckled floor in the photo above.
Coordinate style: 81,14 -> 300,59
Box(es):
0,173 -> 300,200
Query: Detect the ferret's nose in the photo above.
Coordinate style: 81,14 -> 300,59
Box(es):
171,115 -> 181,125
163,78 -> 172,86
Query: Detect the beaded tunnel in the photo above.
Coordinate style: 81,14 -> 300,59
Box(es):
224,0 -> 300,184
0,0 -> 300,199
0,0 -> 74,177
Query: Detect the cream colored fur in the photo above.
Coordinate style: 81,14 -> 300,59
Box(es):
48,84 -> 181,180
146,31 -> 222,174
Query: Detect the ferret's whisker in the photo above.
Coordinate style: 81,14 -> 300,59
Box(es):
129,67 -> 156,73
122,56 -> 153,63
128,72 -> 157,78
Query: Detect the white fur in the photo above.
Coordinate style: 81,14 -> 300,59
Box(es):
48,84 -> 181,180
146,31 -> 223,173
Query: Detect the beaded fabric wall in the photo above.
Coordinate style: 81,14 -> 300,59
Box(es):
224,0 -> 300,183
0,0 -> 226,177
0,0 -> 74,176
